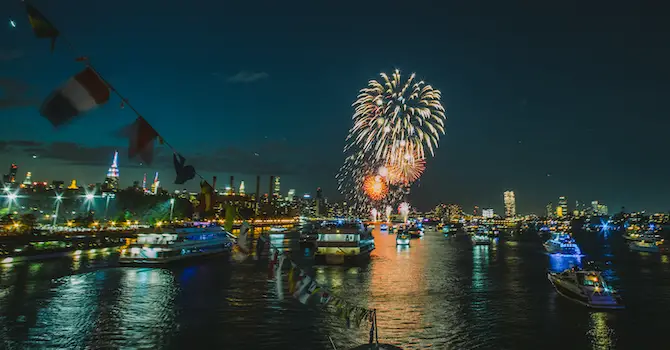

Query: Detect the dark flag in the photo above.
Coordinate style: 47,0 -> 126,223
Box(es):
200,180 -> 214,213
40,67 -> 110,126
25,3 -> 59,52
173,154 -> 196,184
126,117 -> 159,165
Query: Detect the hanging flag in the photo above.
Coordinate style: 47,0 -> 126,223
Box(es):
287,264 -> 296,294
224,204 -> 235,232
127,117 -> 159,164
25,3 -> 59,52
275,255 -> 285,299
200,180 -> 214,213
173,154 -> 196,184
39,67 -> 110,127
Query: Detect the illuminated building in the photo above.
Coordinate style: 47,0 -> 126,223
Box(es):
546,202 -> 553,218
482,208 -> 494,219
558,196 -> 568,217
503,190 -> 516,217
23,172 -> 32,186
102,151 -> 120,192
150,172 -> 160,195
239,181 -> 245,195
2,163 -> 18,184
447,204 -> 462,221
287,189 -> 295,202
142,173 -> 147,192
273,176 -> 281,197
315,187 -> 325,216
591,201 -> 608,216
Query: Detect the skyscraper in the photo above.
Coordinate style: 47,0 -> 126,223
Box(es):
287,189 -> 295,202
3,164 -> 18,184
482,208 -> 494,218
546,202 -> 553,218
273,176 -> 281,197
558,196 -> 568,218
103,151 -> 120,192
150,172 -> 160,194
239,181 -> 245,195
315,187 -> 324,216
503,190 -> 516,217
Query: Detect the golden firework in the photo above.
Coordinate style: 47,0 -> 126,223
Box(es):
363,175 -> 389,201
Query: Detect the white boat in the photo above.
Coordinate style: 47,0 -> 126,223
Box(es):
396,232 -> 410,246
544,233 -> 581,256
314,220 -> 375,265
119,226 -> 233,265
471,234 -> 491,245
548,267 -> 624,309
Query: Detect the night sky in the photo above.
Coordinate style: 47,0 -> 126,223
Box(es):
1,1 -> 669,214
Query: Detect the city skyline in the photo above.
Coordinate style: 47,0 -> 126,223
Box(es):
2,2 -> 670,213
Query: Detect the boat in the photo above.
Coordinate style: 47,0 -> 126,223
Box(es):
269,226 -> 288,233
407,226 -> 424,238
628,235 -> 665,253
313,220 -> 375,265
396,231 -> 410,246
0,235 -> 126,264
471,234 -> 492,245
543,232 -> 581,256
119,225 -> 233,265
548,267 -> 624,309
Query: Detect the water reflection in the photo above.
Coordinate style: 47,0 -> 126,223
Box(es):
2,228 -> 670,348
587,312 -> 616,349
548,254 -> 582,272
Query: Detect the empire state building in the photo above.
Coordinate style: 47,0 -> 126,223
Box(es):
102,151 -> 120,194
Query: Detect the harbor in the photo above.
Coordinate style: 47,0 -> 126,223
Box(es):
1,224 -> 670,349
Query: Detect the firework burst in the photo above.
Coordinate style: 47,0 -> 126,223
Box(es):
363,175 -> 389,201
348,69 -> 446,164
337,69 -> 446,214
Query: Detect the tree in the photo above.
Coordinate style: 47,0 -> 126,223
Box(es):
21,213 -> 37,234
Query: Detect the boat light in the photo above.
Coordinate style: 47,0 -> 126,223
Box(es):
1,257 -> 13,264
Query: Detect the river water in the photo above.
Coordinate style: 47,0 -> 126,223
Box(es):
1,227 -> 669,349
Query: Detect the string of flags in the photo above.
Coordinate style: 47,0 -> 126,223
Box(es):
23,1 -> 381,339
22,2 -> 201,190
231,224 -> 376,329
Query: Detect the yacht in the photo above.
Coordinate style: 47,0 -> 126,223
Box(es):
119,225 -> 233,265
471,233 -> 492,245
407,226 -> 424,238
544,233 -> 581,256
313,220 -> 375,265
396,231 -> 410,246
628,236 -> 664,253
548,267 -> 624,309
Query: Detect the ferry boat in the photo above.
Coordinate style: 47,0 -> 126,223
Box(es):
471,234 -> 492,245
543,233 -> 581,256
119,225 -> 233,265
548,267 -> 624,309
314,220 -> 375,265
396,231 -> 410,246
1,235 -> 125,264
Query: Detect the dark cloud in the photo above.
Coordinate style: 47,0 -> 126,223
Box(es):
1,139 -> 334,181
0,49 -> 23,61
227,71 -> 269,83
0,79 -> 38,109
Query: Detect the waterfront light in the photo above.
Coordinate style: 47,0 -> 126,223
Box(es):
7,193 -> 17,201
85,193 -> 94,200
